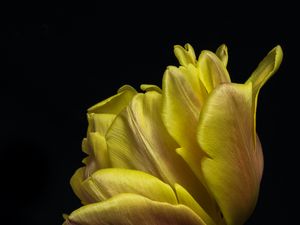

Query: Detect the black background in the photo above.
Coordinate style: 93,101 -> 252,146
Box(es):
1,2 -> 298,225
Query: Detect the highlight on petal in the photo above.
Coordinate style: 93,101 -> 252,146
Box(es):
64,193 -> 206,225
197,50 -> 231,93
215,44 -> 228,67
174,43 -> 197,66
80,168 -> 178,204
197,82 -> 263,225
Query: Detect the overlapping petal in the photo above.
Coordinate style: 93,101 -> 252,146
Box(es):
197,83 -> 263,225
79,168 -> 178,204
64,193 -> 206,225
65,44 -> 282,225
106,90 -> 208,209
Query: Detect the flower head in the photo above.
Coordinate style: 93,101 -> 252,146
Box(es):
64,43 -> 283,225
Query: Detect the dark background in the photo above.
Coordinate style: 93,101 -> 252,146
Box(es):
1,2 -> 298,225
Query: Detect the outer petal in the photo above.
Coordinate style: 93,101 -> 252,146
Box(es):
106,90 -> 207,211
246,46 -> 283,143
64,193 -> 206,225
81,168 -> 178,204
174,43 -> 197,66
197,83 -> 263,225
197,50 -> 231,93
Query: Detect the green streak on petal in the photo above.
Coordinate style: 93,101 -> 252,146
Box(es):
197,50 -> 231,93
197,83 -> 263,225
174,43 -> 197,66
64,193 -> 206,225
81,168 -> 178,204
215,44 -> 228,67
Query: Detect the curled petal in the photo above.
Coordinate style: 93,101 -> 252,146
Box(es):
174,43 -> 197,66
197,82 -> 263,225
140,84 -> 162,93
197,50 -> 231,93
215,44 -> 228,67
64,193 -> 206,225
88,85 -> 137,114
81,168 -> 178,204
246,45 -> 283,143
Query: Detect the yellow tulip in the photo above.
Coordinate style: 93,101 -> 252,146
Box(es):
63,43 -> 283,225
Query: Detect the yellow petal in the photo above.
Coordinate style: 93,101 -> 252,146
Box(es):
246,45 -> 283,95
106,91 -> 205,206
197,50 -> 231,93
87,85 -> 137,114
86,132 -> 110,169
197,83 -> 263,225
140,84 -> 162,93
161,65 -> 218,218
174,43 -> 197,66
246,46 -> 283,143
162,65 -> 205,149
64,193 -> 206,225
175,184 -> 220,225
81,168 -> 177,204
70,167 -> 94,205
215,44 -> 228,67
87,113 -> 116,135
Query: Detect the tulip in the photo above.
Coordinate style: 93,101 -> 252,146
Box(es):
63,43 -> 283,225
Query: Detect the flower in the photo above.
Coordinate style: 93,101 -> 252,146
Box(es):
63,43 -> 283,225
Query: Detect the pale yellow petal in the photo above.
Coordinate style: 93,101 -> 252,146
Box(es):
197,83 -> 263,225
64,193 -> 206,225
81,168 -> 177,204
